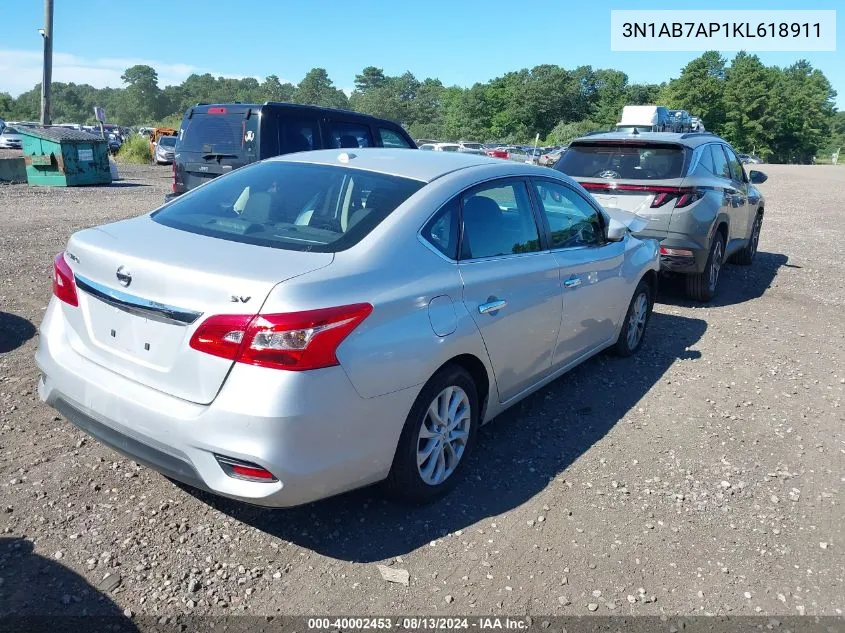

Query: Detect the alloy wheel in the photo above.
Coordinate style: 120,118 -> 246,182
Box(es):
626,292 -> 649,350
417,386 -> 471,486
709,240 -> 723,292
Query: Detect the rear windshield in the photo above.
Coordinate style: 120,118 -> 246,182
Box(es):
556,143 -> 688,180
152,161 -> 425,253
180,112 -> 248,153
462,143 -> 482,150
158,136 -> 176,147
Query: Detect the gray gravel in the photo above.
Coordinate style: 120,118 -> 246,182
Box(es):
0,164 -> 843,617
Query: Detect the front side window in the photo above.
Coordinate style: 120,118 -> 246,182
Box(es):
532,180 -> 603,248
329,122 -> 373,149
379,128 -> 412,148
708,144 -> 732,180
460,182 -> 541,259
152,161 -> 423,253
725,147 -> 747,182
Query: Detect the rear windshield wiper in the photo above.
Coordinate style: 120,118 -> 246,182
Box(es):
202,152 -> 239,160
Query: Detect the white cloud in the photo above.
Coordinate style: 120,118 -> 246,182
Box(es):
0,49 -> 258,96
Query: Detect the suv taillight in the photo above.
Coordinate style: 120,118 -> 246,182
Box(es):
52,252 -> 78,307
650,187 -> 703,208
171,160 -> 177,193
189,303 -> 373,371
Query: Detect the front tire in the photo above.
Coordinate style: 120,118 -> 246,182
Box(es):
384,365 -> 479,504
685,231 -> 725,302
730,213 -> 762,265
613,279 -> 653,357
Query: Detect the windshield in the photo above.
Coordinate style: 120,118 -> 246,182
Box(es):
556,143 -> 688,180
153,161 -> 425,252
461,143 -> 482,150
180,112 -> 248,153
158,136 -> 177,147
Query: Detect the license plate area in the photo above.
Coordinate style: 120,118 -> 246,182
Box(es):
84,297 -> 187,368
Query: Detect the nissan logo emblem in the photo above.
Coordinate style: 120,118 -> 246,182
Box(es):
116,266 -> 132,287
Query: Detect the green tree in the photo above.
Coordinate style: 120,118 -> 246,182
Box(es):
661,51 -> 727,133
546,119 -> 601,145
292,68 -> 348,109
261,75 -> 296,102
721,52 -> 776,158
354,66 -> 387,93
114,64 -> 165,124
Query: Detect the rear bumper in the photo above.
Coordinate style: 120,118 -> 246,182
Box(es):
35,299 -> 418,507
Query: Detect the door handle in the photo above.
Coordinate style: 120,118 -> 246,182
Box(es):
478,299 -> 507,314
564,278 -> 582,289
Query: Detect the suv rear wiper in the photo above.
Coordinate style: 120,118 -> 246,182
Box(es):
202,152 -> 239,160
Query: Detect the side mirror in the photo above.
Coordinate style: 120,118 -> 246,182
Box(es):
749,170 -> 767,184
605,217 -> 627,242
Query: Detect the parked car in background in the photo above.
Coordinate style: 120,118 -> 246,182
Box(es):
616,105 -> 672,133
505,147 -> 532,163
107,133 -> 122,155
668,110 -> 692,132
154,135 -> 177,164
690,116 -> 705,132
458,142 -> 485,155
485,146 -> 509,159
171,102 -> 416,199
539,146 -> 567,166
0,126 -> 23,149
738,153 -> 762,164
555,131 -> 767,302
37,148 -> 658,507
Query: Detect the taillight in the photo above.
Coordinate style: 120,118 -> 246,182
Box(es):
52,252 -> 78,307
189,303 -> 373,371
579,182 -> 704,209
171,160 -> 177,193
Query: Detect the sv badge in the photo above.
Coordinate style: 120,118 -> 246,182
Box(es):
230,295 -> 251,303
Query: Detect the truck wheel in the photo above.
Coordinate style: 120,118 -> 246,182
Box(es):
730,213 -> 762,265
686,232 -> 724,302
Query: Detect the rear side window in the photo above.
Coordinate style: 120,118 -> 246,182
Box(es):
152,161 -> 424,253
180,112 -> 252,153
422,198 -> 460,259
379,128 -> 411,148
557,143 -> 688,180
280,119 -> 318,153
708,145 -> 732,180
329,122 -> 373,149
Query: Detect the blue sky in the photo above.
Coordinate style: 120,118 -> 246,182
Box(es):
2,0 -> 841,107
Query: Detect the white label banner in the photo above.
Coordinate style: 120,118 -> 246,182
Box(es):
610,10 -> 836,52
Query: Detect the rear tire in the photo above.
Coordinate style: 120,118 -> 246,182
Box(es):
383,365 -> 479,504
613,279 -> 653,357
730,213 -> 762,265
685,231 -> 725,302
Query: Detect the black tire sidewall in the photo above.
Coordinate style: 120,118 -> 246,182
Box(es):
386,366 -> 479,504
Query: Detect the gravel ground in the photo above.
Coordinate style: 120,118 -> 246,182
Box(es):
0,164 -> 842,619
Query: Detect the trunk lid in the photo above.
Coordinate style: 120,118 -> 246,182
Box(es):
62,215 -> 333,404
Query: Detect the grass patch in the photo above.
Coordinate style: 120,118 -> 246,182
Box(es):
115,134 -> 152,164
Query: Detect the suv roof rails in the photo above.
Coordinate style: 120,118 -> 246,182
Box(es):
680,132 -> 716,139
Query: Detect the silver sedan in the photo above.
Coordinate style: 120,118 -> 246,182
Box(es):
36,149 -> 659,507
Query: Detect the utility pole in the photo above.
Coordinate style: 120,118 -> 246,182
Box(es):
40,0 -> 54,126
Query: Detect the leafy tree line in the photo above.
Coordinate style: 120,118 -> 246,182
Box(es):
0,51 -> 838,163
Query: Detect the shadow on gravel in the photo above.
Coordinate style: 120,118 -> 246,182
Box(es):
0,537 -> 136,629
658,251 -> 789,308
107,182 -> 151,188
183,311 -> 706,563
0,312 -> 36,353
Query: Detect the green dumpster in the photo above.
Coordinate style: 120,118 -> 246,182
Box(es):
19,126 -> 112,186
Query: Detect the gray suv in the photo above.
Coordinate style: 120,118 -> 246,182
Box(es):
554,132 -> 767,301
